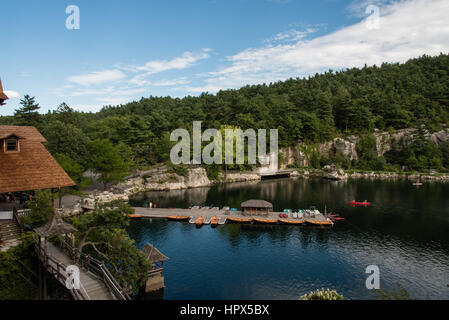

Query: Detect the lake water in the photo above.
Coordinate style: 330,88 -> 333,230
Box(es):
127,177 -> 449,300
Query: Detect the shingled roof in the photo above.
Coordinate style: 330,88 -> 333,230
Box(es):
141,243 -> 169,264
241,199 -> 273,209
34,210 -> 77,237
0,126 -> 76,193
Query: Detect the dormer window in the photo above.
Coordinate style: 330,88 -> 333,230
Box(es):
1,134 -> 22,153
6,139 -> 18,152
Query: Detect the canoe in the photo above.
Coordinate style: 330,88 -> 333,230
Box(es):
253,217 -> 278,224
348,201 -> 371,206
195,216 -> 204,226
278,219 -> 304,225
167,215 -> 190,221
128,214 -> 143,219
305,219 -> 334,226
227,217 -> 253,223
210,215 -> 219,226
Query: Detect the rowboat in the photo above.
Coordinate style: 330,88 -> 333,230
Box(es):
128,214 -> 143,219
278,219 -> 304,225
305,218 -> 334,226
167,215 -> 190,221
227,217 -> 253,223
195,216 -> 204,226
253,217 -> 278,224
210,215 -> 219,226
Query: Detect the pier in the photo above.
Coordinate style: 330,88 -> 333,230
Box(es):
131,206 -> 332,226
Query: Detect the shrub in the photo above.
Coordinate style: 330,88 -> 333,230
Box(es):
300,288 -> 344,300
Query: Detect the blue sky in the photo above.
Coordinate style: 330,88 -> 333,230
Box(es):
1,0 -> 449,115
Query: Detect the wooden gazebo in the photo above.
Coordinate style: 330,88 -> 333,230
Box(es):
241,199 -> 273,216
140,243 -> 169,293
34,210 -> 77,240
34,209 -> 78,259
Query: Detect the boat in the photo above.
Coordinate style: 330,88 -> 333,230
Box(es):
253,217 -> 278,224
305,218 -> 334,226
210,215 -> 219,226
167,215 -> 190,221
348,200 -> 371,206
278,219 -> 304,225
227,217 -> 253,223
128,214 -> 143,219
195,216 -> 204,226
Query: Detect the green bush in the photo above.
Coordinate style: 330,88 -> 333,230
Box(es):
300,288 -> 344,300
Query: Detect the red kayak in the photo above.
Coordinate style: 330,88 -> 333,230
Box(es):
348,201 -> 371,206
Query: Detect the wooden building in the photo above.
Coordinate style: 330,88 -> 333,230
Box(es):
140,243 -> 169,293
0,125 -> 75,247
241,199 -> 273,216
0,126 -> 75,194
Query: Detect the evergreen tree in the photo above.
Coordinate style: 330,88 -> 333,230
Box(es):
14,95 -> 41,128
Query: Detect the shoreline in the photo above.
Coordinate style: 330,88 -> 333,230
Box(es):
62,167 -> 449,217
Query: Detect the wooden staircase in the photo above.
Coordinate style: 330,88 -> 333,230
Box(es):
0,220 -> 22,243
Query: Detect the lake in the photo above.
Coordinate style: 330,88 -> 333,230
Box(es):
127,177 -> 449,300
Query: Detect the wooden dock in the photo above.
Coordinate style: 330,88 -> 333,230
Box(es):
131,207 -> 332,226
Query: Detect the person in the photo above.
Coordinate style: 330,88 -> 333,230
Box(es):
154,203 -> 157,208
149,202 -> 153,209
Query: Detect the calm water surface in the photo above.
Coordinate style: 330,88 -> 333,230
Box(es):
127,177 -> 449,300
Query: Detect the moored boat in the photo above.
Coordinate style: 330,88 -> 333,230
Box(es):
278,219 -> 304,225
195,216 -> 204,226
253,217 -> 278,224
227,217 -> 253,223
167,215 -> 190,221
128,214 -> 143,219
210,215 -> 219,226
305,218 -> 334,226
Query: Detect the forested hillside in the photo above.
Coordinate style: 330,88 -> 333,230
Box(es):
2,54 -> 449,186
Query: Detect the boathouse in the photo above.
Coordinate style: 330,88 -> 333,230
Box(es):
141,243 -> 169,293
241,200 -> 273,216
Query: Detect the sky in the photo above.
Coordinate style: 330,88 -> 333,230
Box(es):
1,0 -> 449,115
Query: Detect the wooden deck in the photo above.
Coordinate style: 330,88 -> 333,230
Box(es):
36,240 -> 128,300
132,207 -> 331,226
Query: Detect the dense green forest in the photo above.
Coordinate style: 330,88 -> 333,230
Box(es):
1,54 -> 449,186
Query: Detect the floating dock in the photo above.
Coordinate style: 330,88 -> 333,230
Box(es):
131,207 -> 333,227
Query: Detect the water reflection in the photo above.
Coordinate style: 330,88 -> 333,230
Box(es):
128,177 -> 449,299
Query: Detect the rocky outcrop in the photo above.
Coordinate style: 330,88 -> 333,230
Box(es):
431,129 -> 449,145
333,138 -> 358,161
145,167 -> 211,191
279,127 -> 448,168
322,164 -> 348,180
221,172 -> 261,182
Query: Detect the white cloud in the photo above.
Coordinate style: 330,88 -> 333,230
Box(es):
263,28 -> 317,44
128,49 -> 211,86
136,49 -> 211,74
188,0 -> 449,94
151,77 -> 190,87
66,69 -> 127,86
4,90 -> 20,99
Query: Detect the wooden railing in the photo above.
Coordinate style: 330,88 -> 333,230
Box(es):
33,239 -> 91,300
59,238 -> 130,300
13,207 -> 25,233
